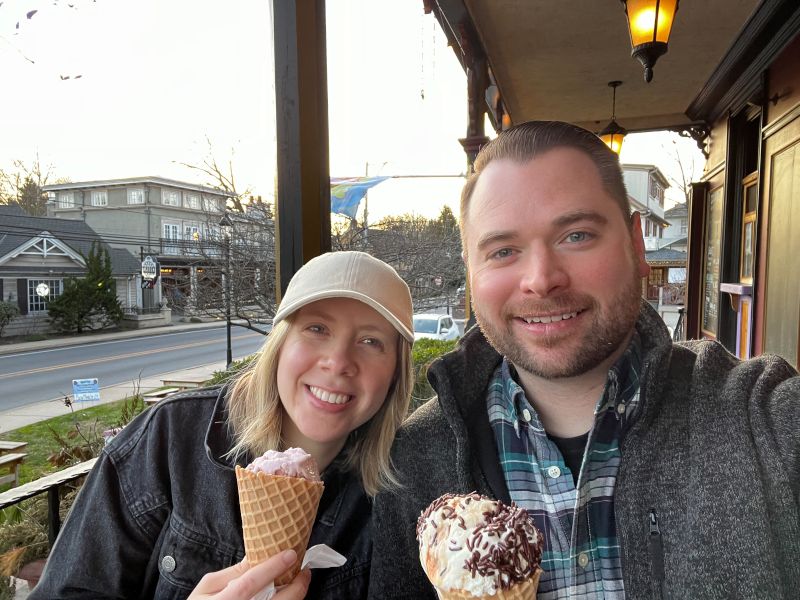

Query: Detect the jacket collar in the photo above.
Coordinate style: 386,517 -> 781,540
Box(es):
204,384 -> 243,470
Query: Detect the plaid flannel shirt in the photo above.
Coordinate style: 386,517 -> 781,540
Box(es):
488,334 -> 642,599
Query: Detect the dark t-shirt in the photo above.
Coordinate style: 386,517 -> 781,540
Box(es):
547,431 -> 589,486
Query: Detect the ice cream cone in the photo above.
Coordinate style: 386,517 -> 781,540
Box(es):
433,569 -> 542,600
235,465 -> 324,586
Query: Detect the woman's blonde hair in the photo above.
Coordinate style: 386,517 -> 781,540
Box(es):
226,313 -> 413,497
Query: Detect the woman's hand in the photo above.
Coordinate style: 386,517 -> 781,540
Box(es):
188,549 -> 311,600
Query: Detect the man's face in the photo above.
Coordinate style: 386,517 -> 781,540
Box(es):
463,147 -> 649,380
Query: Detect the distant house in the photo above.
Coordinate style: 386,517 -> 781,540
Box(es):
622,164 -> 671,251
0,204 -> 153,336
42,176 -> 234,312
663,202 -> 689,252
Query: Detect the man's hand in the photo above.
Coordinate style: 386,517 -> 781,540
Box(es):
188,549 -> 311,600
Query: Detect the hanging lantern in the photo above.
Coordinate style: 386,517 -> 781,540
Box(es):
621,0 -> 679,82
598,81 -> 626,155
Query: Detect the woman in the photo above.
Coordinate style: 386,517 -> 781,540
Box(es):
31,251 -> 414,600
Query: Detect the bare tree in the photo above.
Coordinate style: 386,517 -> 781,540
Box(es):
0,155 -> 56,216
662,137 -> 701,205
161,201 -> 277,335
334,206 -> 465,313
175,137 -> 251,212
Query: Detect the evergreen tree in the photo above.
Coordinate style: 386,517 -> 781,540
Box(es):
49,242 -> 123,333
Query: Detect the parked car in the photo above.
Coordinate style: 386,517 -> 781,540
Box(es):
413,313 -> 460,341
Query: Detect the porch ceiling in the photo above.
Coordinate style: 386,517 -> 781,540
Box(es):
457,0 -> 761,132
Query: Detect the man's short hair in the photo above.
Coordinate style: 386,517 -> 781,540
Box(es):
460,121 -> 631,248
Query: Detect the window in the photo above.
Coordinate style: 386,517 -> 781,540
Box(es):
128,188 -> 145,204
28,279 -> 62,313
185,193 -> 200,209
680,218 -> 688,234
57,192 -> 74,209
702,186 -> 724,337
740,172 -> 758,284
184,223 -> 201,241
91,190 -> 107,207
203,196 -> 220,212
162,189 -> 181,206
163,222 -> 180,255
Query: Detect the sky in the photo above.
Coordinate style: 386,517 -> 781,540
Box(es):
0,0 -> 703,222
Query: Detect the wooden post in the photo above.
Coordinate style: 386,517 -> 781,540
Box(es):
273,0 -> 332,299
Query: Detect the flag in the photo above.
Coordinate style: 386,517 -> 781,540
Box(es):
330,176 -> 390,218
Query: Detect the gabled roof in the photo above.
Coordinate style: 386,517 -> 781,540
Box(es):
0,204 -> 138,275
665,203 -> 689,218
42,176 -> 232,198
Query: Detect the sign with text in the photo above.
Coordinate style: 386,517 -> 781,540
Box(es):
141,256 -> 159,281
72,378 -> 100,402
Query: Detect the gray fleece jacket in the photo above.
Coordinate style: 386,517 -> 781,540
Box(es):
369,302 -> 800,599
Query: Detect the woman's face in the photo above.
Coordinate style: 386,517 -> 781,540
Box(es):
277,297 -> 399,460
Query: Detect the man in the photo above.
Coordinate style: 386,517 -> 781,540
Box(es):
370,121 -> 800,599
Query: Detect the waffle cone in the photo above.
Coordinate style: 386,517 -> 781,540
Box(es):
235,465 -> 324,586
433,568 -> 542,600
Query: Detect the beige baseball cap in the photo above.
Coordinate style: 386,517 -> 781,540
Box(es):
273,251 -> 414,343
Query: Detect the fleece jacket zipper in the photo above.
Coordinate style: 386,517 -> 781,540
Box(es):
648,509 -> 669,600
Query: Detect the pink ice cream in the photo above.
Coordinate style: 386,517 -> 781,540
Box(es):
245,447 -> 321,482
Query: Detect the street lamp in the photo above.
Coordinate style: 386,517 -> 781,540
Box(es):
219,212 -> 233,369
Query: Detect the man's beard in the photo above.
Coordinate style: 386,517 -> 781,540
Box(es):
475,266 -> 642,380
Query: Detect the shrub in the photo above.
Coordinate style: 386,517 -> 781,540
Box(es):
206,353 -> 259,386
48,242 -> 123,334
0,301 -> 20,338
410,338 -> 457,413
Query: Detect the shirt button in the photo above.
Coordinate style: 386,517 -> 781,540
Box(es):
547,465 -> 561,479
578,552 -> 590,568
617,403 -> 626,414
161,555 -> 176,573
522,409 -> 532,422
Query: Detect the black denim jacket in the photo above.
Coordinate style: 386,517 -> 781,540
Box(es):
31,386 -> 372,599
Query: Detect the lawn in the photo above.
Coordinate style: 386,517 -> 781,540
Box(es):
0,397 -> 148,490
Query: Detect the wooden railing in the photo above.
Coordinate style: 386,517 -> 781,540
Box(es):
0,458 -> 97,546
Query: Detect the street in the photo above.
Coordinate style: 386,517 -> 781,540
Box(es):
0,327 -> 266,412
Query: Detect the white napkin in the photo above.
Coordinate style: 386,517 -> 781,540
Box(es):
252,544 -> 347,600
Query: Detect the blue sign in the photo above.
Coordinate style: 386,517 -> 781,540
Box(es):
72,378 -> 100,402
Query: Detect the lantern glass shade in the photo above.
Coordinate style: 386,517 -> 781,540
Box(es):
625,0 -> 678,46
600,130 -> 625,155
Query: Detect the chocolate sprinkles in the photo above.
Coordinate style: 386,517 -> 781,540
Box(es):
417,492 -> 544,591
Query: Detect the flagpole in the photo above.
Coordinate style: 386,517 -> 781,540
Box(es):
364,161 -> 369,244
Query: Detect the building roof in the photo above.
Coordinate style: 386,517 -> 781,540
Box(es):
622,164 -> 671,189
645,248 -> 688,266
42,176 -> 232,198
665,202 -> 688,218
0,204 -> 139,275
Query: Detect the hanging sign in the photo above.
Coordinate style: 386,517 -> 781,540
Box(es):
141,256 -> 159,281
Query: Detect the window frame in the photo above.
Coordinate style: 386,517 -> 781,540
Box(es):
739,171 -> 758,284
185,193 -> 200,209
28,278 -> 63,313
57,191 -> 74,209
127,188 -> 145,204
91,190 -> 108,207
161,189 -> 181,207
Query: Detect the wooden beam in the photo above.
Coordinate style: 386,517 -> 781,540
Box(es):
273,0 -> 331,298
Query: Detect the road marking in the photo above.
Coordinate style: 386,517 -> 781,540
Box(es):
0,327 -> 266,359
0,333 -> 262,380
